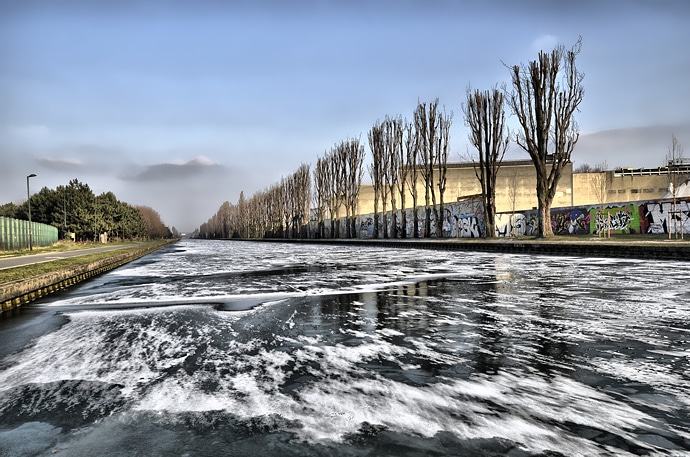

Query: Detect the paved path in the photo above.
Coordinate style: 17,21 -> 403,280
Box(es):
0,244 -> 144,270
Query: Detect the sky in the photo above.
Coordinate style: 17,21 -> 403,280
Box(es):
1,0 -> 689,233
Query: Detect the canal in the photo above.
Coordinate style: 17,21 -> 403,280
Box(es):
0,239 -> 688,456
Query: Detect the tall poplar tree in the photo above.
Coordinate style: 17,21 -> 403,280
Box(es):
464,86 -> 509,238
506,38 -> 584,237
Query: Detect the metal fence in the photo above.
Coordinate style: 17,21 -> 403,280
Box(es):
0,216 -> 59,251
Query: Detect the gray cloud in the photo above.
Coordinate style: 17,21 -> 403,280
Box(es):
120,156 -> 224,182
574,123 -> 690,169
36,156 -> 83,172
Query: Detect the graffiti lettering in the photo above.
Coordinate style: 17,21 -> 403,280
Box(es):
495,214 -> 527,237
458,216 -> 481,238
643,201 -> 690,235
592,208 -> 634,234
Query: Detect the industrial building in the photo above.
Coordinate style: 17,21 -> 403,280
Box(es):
355,160 -> 690,216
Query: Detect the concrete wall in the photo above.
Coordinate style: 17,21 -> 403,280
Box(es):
355,161 -> 690,222
356,160 -> 574,217
572,170 -> 688,206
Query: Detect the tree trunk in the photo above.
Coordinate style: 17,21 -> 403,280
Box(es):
399,191 -> 407,239
424,207 -> 431,237
537,180 -> 554,237
436,201 -> 444,237
485,194 -> 496,238
390,198 -> 398,238
400,211 -> 407,239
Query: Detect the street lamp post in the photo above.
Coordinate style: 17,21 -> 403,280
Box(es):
26,173 -> 37,251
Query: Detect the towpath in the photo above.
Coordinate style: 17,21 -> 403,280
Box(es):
0,243 -> 145,270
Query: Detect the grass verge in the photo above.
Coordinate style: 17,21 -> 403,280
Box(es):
0,240 -> 137,258
0,241 -> 170,284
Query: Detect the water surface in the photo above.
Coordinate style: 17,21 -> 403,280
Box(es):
1,240 -> 688,456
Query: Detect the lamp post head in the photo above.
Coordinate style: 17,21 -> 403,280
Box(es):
28,173 -> 36,178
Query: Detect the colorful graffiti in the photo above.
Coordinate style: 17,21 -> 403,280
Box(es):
587,205 -> 639,235
551,208 -> 591,235
315,197 -> 690,239
641,200 -> 690,235
350,200 -> 486,239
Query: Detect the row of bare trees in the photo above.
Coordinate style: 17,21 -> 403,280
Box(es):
462,38 -> 584,238
198,164 -> 311,239
312,137 -> 367,238
199,137 -> 367,240
198,38 -> 585,239
368,99 -> 453,238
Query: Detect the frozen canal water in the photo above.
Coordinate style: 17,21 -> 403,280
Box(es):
0,239 -> 688,456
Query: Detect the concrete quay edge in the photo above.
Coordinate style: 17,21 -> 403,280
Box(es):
245,238 -> 690,261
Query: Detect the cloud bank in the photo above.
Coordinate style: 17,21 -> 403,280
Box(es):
121,156 -> 223,182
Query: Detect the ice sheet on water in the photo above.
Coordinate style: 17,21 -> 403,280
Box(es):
3,240 -> 690,455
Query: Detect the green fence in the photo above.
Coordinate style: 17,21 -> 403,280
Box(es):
0,216 -> 59,251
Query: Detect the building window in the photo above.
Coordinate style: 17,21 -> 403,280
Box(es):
631,189 -> 639,194
643,188 -> 654,193
618,189 -> 626,194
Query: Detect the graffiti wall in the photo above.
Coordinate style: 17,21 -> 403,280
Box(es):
550,208 -> 592,235
333,198 -> 486,239
587,204 -> 640,235
640,200 -> 690,235
495,213 -> 538,237
313,197 -> 690,239
494,198 -> 690,237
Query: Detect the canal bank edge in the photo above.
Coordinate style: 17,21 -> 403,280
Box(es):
250,238 -> 690,261
1,240 -> 175,314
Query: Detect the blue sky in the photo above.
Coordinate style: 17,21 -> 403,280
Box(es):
2,0 -> 689,232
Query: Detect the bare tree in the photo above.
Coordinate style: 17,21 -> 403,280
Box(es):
293,163 -> 311,238
344,137 -> 365,238
325,148 -> 344,238
237,191 -> 248,238
591,162 -> 609,205
383,116 -> 403,238
463,86 -> 509,238
667,134 -> 685,239
396,119 -> 411,238
506,38 -> 584,237
507,168 -> 519,237
313,156 -> 328,238
405,120 -> 420,238
415,100 -> 434,237
368,121 -> 385,238
268,184 -> 282,237
414,98 -> 452,237
435,108 -> 452,236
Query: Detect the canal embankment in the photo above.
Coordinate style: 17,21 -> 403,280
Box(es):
252,237 -> 690,261
0,240 -> 175,314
